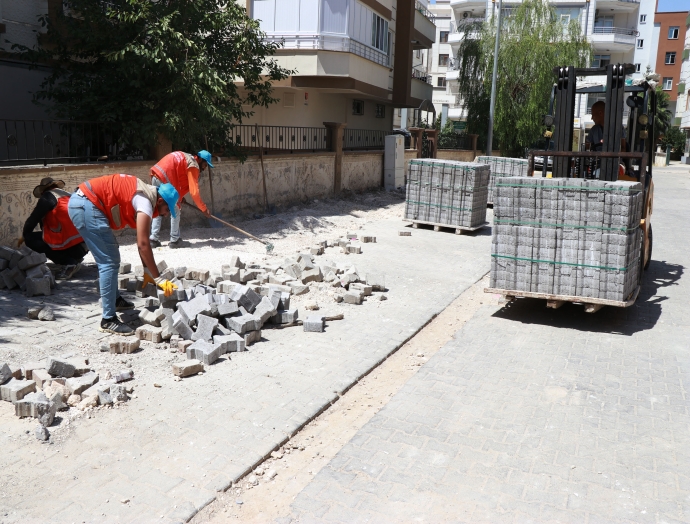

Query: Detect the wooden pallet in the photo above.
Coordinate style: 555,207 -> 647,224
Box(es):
484,285 -> 640,313
404,220 -> 488,235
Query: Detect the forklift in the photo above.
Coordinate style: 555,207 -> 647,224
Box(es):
489,63 -> 655,311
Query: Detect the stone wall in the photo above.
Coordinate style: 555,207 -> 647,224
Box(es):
0,150 -> 382,247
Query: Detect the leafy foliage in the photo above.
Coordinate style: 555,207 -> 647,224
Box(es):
16,0 -> 290,155
660,126 -> 685,154
437,119 -> 458,149
654,86 -> 673,145
452,0 -> 590,156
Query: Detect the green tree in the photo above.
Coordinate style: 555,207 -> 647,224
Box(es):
659,126 -> 685,154
17,0 -> 290,155
453,0 -> 591,156
654,86 -> 673,145
437,119 -> 457,149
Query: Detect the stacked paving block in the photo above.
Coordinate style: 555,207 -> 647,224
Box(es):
475,156 -> 529,204
405,159 -> 489,229
490,177 -> 644,302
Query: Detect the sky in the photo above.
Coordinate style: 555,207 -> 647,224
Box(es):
656,0 -> 690,12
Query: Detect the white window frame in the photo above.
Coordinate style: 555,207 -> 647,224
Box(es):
668,26 -> 679,39
639,14 -> 646,23
637,39 -> 644,49
635,63 -> 641,72
592,54 -> 611,68
662,77 -> 673,91
371,13 -> 389,54
438,54 -> 449,67
665,52 -> 676,65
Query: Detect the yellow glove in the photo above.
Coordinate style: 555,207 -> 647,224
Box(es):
143,268 -> 156,287
155,277 -> 178,297
17,237 -> 24,247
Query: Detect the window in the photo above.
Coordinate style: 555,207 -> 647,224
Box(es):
592,54 -> 611,68
371,13 -> 389,53
635,63 -> 641,72
560,14 -> 570,24
439,31 -> 449,43
375,104 -> 385,118
668,26 -> 679,39
639,14 -> 646,23
637,39 -> 644,49
352,99 -> 364,115
666,52 -> 676,65
438,54 -> 449,67
416,49 -> 422,59
437,77 -> 447,87
662,77 -> 673,91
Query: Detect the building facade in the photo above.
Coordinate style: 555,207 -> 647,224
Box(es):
679,14 -> 690,164
654,10 -> 688,119
242,0 -> 436,131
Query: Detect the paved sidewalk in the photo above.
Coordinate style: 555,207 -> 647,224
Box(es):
0,215 -> 491,523
290,166 -> 690,523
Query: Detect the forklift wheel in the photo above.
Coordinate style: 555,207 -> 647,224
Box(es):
644,224 -> 653,270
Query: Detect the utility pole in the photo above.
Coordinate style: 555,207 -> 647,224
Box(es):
486,0 -> 504,156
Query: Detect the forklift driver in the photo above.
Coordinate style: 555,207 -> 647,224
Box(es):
586,101 -> 628,178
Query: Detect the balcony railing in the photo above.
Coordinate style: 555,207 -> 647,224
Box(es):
412,66 -> 432,84
447,57 -> 462,71
230,125 -> 329,153
450,18 -> 486,33
415,1 -> 436,23
592,26 -> 639,36
1,119 -> 143,166
343,129 -> 387,150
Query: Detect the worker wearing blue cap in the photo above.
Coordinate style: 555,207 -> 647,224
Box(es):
69,174 -> 180,335
149,149 -> 214,248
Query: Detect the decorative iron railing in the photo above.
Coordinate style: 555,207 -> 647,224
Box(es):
229,125 -> 329,152
343,129 -> 388,150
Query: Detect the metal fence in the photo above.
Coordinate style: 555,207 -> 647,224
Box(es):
0,119 -> 141,166
343,129 -> 387,150
438,133 -> 474,150
415,0 -> 435,22
230,125 -> 329,152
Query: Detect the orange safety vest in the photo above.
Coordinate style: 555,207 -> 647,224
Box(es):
78,174 -> 157,230
150,151 -> 199,198
42,189 -> 84,250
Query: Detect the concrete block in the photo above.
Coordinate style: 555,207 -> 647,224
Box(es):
217,280 -> 238,294
46,358 -> 76,378
65,372 -> 98,395
9,365 -> 22,380
97,389 -> 113,406
361,235 -> 376,243
213,333 -> 244,353
15,392 -> 56,426
31,369 -> 52,389
301,267 -> 323,284
0,246 -> 18,261
173,316 -> 194,341
221,267 -> 241,283
173,266 -> 186,279
21,362 -> 44,381
1,379 -> 36,402
159,267 -> 175,281
343,291 -> 363,304
253,297 -> 278,326
139,308 -> 165,326
179,340 -> 193,352
119,263 -> 132,274
192,314 -> 218,342
172,359 -> 203,377
25,265 -> 44,279
0,363 -> 12,385
244,330 -> 261,346
145,297 -> 160,308
303,315 -> 325,332
118,275 -> 130,290
283,263 -> 302,280
158,308 -> 175,340
217,301 -> 239,317
268,273 -> 293,286
267,288 -> 282,309
111,384 -> 128,402
135,325 -> 163,343
8,267 -> 26,289
0,269 -> 17,289
178,294 -> 213,322
229,285 -> 262,313
229,256 -> 245,269
350,283 -> 373,296
226,314 -> 258,334
113,370 -> 134,383
109,337 -> 140,354
134,265 -> 144,277
310,245 -> 324,256
399,230 -> 412,236
271,309 -> 298,324
288,282 -> 309,295
347,245 -> 362,254
43,382 -> 70,403
186,340 -> 220,365
18,252 -> 47,270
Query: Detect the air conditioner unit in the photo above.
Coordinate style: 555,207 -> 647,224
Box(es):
463,11 -> 470,18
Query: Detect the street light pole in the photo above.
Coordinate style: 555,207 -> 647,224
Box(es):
486,0 -> 504,156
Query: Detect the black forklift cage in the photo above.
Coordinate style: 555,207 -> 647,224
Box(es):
527,63 -> 656,184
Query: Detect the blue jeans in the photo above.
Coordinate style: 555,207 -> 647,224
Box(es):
68,193 -> 121,319
149,177 -> 181,242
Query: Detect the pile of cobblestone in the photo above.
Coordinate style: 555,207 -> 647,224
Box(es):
475,156 -> 529,205
491,177 -> 644,301
0,356 -> 133,440
116,250 -> 385,377
0,246 -> 55,297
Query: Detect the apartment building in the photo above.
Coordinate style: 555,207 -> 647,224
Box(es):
654,9 -> 687,118
242,0 -> 436,131
0,0 -> 52,119
679,14 -> 690,164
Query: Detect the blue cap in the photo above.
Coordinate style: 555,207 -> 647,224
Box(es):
157,183 -> 179,218
197,150 -> 214,168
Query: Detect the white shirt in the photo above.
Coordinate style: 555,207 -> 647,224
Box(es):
131,192 -> 153,218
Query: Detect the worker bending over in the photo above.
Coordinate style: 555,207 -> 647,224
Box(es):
68,174 -> 179,335
22,177 -> 88,280
149,150 -> 214,248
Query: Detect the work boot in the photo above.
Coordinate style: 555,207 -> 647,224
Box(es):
149,239 -> 161,248
169,238 -> 187,249
115,295 -> 135,311
56,263 -> 82,280
99,317 -> 134,335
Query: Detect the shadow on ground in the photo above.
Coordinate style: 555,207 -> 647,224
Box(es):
491,259 -> 684,336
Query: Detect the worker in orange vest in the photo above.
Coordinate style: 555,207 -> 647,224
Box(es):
149,149 -> 214,248
21,177 -> 88,280
68,174 -> 180,335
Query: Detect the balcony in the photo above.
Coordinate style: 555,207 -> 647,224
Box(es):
448,19 -> 484,48
411,67 -> 433,103
450,0 -> 488,16
588,27 -> 638,52
594,0 -> 640,11
413,1 -> 437,49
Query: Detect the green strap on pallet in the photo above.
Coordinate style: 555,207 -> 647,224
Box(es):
407,200 -> 475,212
491,254 -> 635,272
494,219 -> 638,233
495,183 -> 641,192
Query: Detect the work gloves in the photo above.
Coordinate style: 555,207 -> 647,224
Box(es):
143,268 -> 178,297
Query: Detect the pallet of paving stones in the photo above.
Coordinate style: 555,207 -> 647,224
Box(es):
404,158 -> 490,231
0,245 -> 56,298
487,176 -> 644,311
475,156 -> 529,205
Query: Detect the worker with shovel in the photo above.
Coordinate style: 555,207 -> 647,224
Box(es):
68,173 -> 180,335
148,150 -> 214,248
